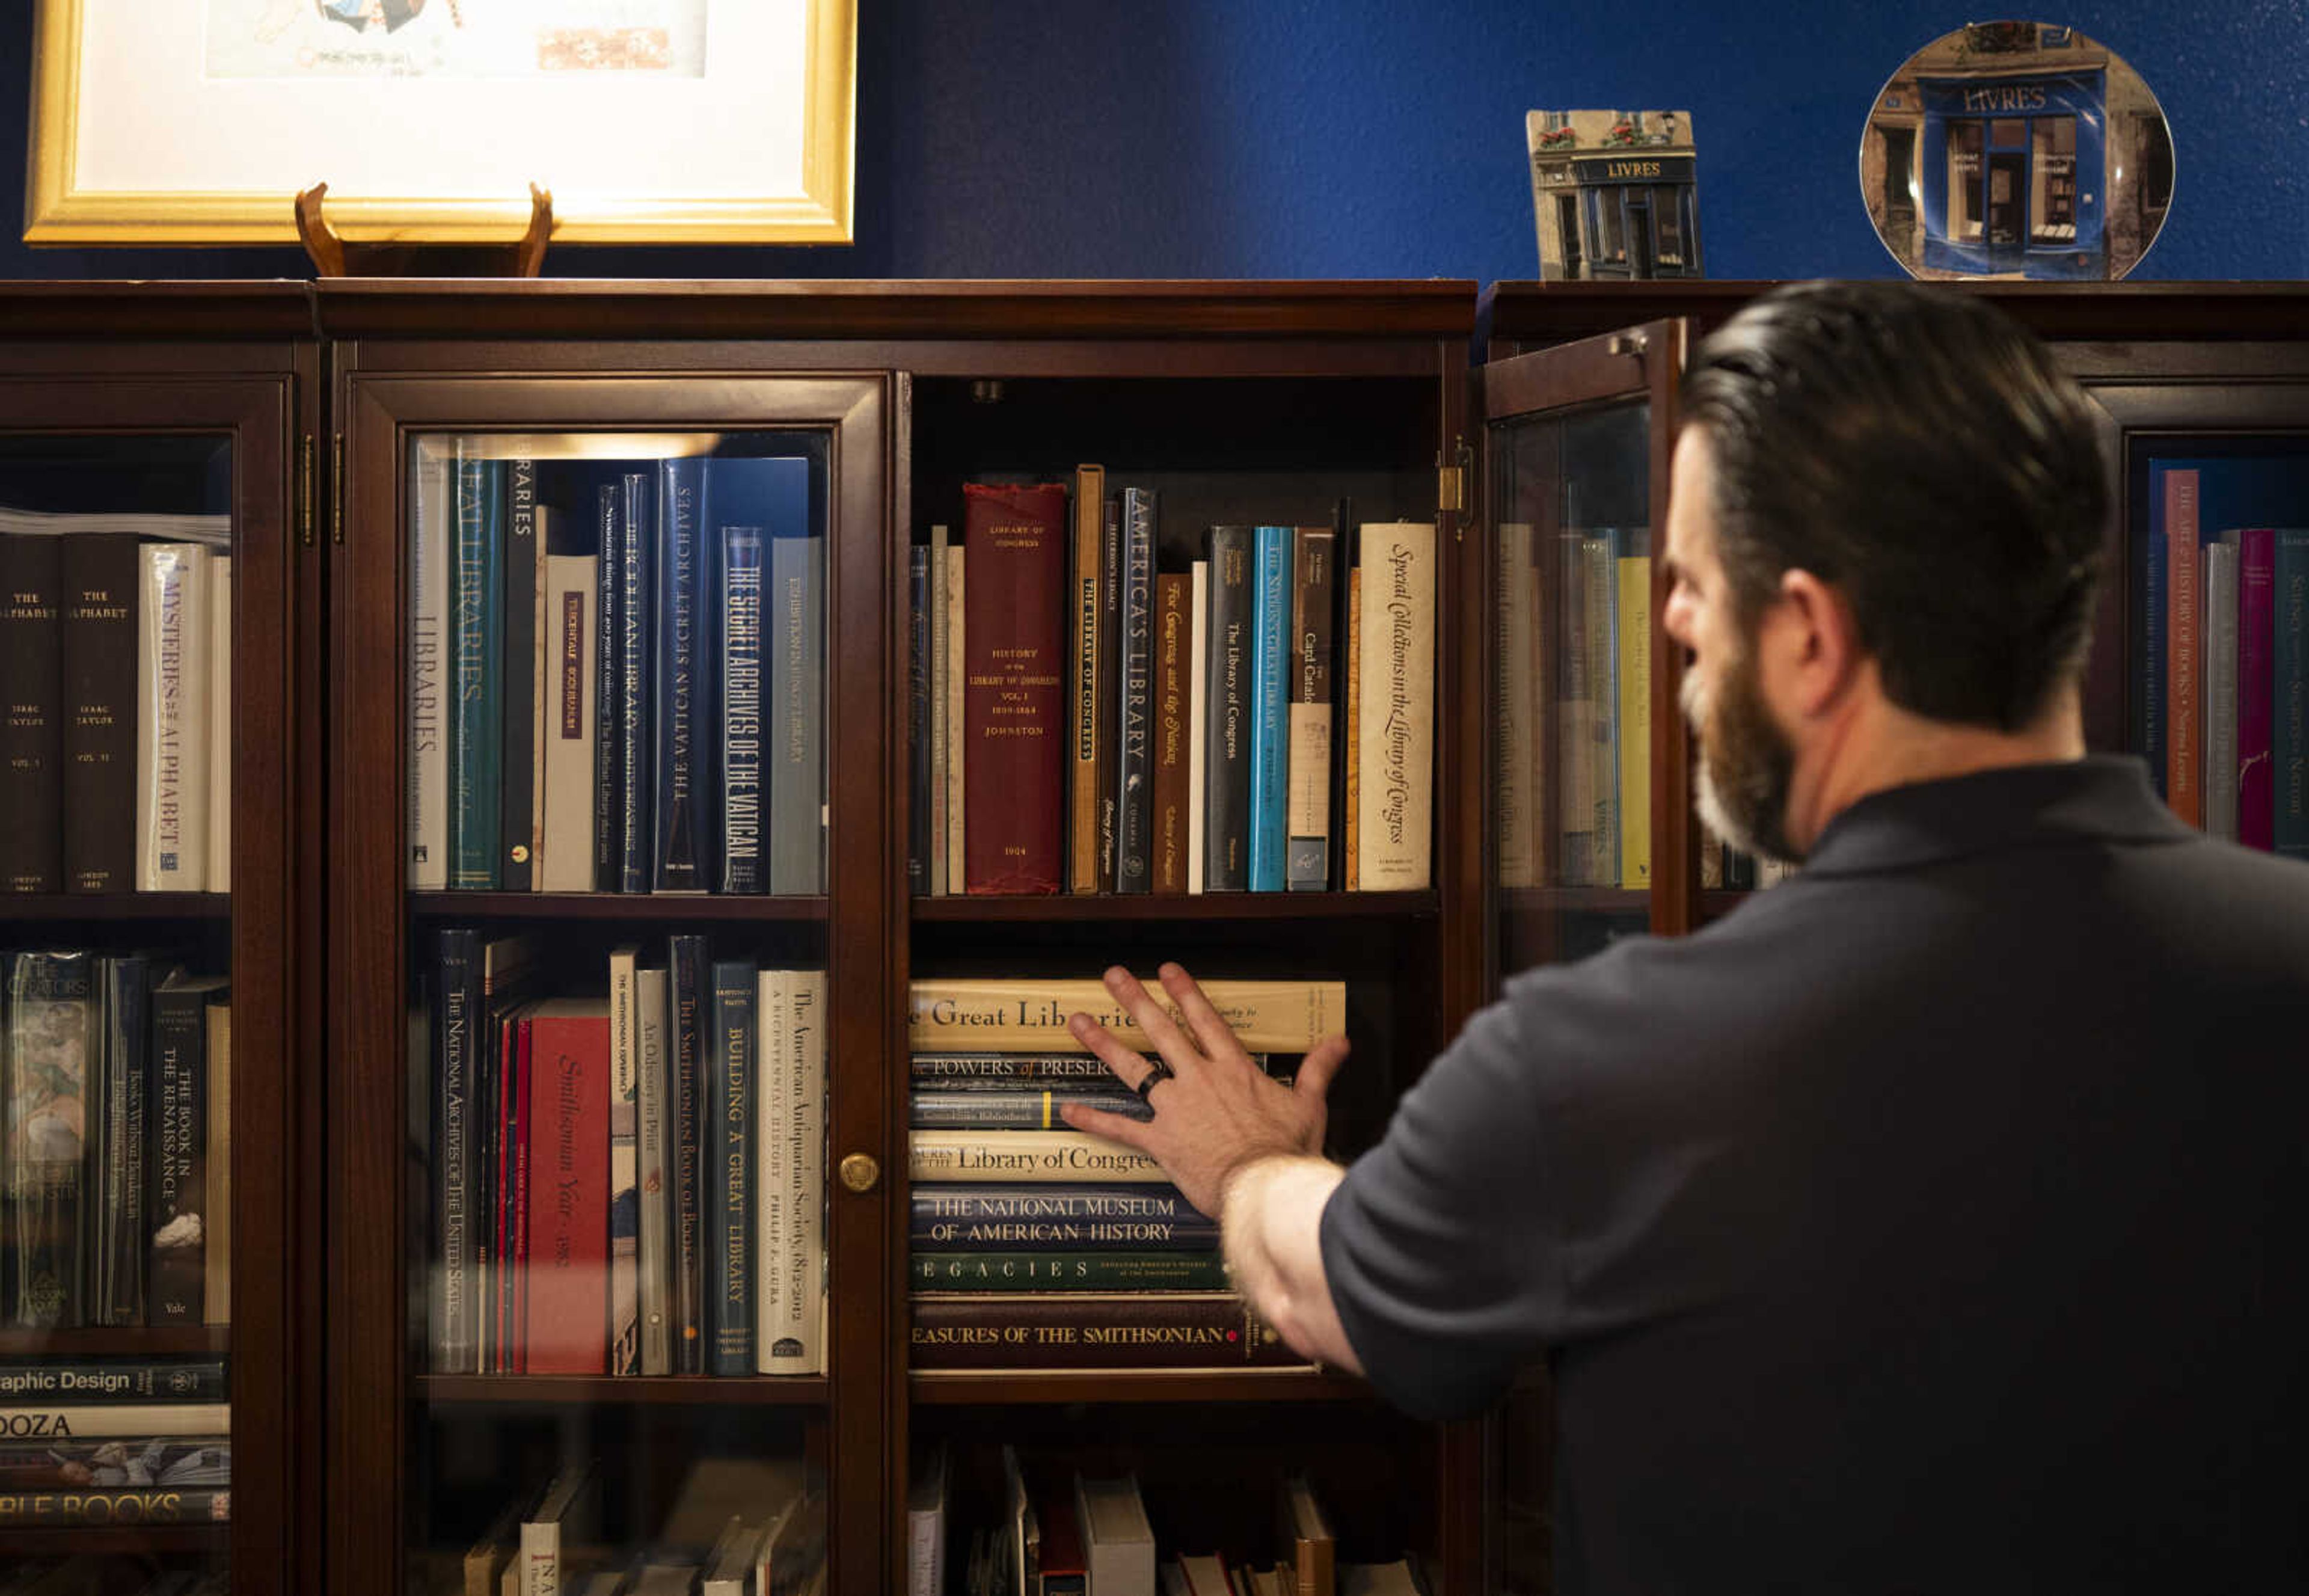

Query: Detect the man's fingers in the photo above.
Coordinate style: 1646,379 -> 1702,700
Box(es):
1157,962 -> 1249,1065
1100,965 -> 1203,1075
1293,1034 -> 1351,1105
1059,1100 -> 1162,1154
1065,1008 -> 1156,1088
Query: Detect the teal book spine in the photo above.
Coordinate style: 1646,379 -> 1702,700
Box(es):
705,958 -> 755,1375
2276,528 -> 2309,859
1248,526 -> 1293,891
450,451 -> 504,889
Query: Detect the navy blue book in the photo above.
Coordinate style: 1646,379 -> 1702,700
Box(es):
709,456 -> 818,894
654,456 -> 712,892
667,933 -> 708,1373
499,456 -> 539,892
1248,524 -> 1293,892
615,471 -> 656,894
909,1182 -> 1218,1251
593,480 -> 625,891
449,450 -> 504,889
1203,526 -> 1254,891
719,525 -> 768,894
907,542 -> 933,895
1114,486 -> 1157,893
706,957 -> 756,1376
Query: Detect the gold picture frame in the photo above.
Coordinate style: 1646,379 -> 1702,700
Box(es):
25,0 -> 856,245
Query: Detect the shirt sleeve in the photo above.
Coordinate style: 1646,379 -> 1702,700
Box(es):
1317,986 -> 1567,1420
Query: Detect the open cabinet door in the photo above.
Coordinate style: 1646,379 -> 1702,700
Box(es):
1472,316 -> 1693,1594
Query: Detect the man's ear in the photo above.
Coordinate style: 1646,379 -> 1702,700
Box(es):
1765,568 -> 1863,720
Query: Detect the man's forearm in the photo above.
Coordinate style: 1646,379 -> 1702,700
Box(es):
1220,1154 -> 1364,1374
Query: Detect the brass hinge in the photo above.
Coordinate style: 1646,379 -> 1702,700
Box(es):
331,432 -> 346,545
1438,462 -> 1465,515
298,433 -> 316,547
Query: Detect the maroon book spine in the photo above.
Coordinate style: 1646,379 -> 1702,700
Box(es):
1152,572 -> 1192,894
961,482 -> 1071,894
1,534 -> 63,893
60,533 -> 140,894
909,1291 -> 1310,1369
526,1008 -> 610,1375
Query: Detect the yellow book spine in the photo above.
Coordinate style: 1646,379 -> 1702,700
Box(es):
907,977 -> 1347,1054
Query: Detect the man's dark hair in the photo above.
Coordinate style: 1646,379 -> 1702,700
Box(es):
1681,280 -> 2107,732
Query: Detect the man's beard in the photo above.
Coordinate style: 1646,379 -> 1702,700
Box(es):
1681,635 -> 1800,865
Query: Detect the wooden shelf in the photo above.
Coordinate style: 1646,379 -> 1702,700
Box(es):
417,1374 -> 830,1406
915,891 -> 1437,924
0,1524 -> 229,1556
909,1367 -> 1369,1404
0,894 -> 229,921
0,1326 -> 230,1357
408,892 -> 829,922
1498,886 -> 1651,914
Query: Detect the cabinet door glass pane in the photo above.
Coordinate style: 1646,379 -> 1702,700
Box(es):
1,434 -> 236,1583
403,431 -> 830,1586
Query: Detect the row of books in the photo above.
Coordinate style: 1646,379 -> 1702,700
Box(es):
903,978 -> 1338,1372
2144,468 -> 2309,854
1494,522 -> 1652,891
421,935 -> 826,1377
0,1355 -> 231,1529
1,531 -> 234,896
907,477 -> 1437,897
408,446 -> 827,896
3,951 -> 230,1330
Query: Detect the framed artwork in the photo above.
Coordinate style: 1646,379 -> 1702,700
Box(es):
25,0 -> 856,245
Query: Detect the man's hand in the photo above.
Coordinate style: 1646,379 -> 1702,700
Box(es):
1059,962 -> 1349,1218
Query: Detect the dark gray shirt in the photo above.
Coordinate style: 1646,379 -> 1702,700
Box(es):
1322,758 -> 2309,1593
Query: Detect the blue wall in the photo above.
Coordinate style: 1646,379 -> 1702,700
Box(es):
3,0 -> 2303,283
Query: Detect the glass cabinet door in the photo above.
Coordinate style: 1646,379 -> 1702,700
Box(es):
330,374 -> 889,1596
1479,320 -> 1690,1592
0,373 -> 298,1594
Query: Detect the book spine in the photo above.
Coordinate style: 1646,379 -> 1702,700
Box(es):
2,535 -> 64,893
719,525 -> 767,894
1494,522 -> 1541,887
1615,526 -> 1652,889
1555,533 -> 1594,885
945,545 -> 967,894
592,482 -> 623,890
527,1011 -> 609,1376
928,524 -> 950,894
96,956 -> 151,1326
910,1131 -> 1167,1184
1343,566 -> 1360,890
1152,573 -> 1191,894
908,543 -> 933,896
147,984 -> 210,1326
409,450 -> 452,890
450,454 -> 504,889
2165,467 -> 2201,827
1581,535 -> 1619,885
654,457 -> 708,892
0,1487 -> 231,1525
0,1404 -> 232,1437
2206,541 -> 2239,841
910,1087 -> 1151,1130
499,457 -> 539,892
1286,527 -> 1337,892
616,471 -> 657,893
907,977 -> 1344,1054
636,965 -> 672,1375
1248,526 -> 1292,892
1356,524 -> 1438,891
910,1183 -> 1213,1249
669,933 -> 708,1374
2239,527 -> 2277,851
136,544 -> 210,892
432,930 -> 479,1370
540,554 -> 598,892
509,1016 -> 532,1372
1115,488 -> 1158,894
910,1052 -> 1163,1082
1096,496 -> 1123,892
759,968 -> 827,1375
0,1359 -> 228,1400
769,516 -> 827,895
910,1254 -> 1231,1292
707,960 -> 755,1376
207,557 -> 232,894
961,482 -> 1071,894
908,1294 -> 1307,1370
608,950 -> 642,1377
1070,465 -> 1107,892
60,535 -> 139,894
7,953 -> 91,1327
1204,527 -> 1253,891
2277,530 -> 2309,861
1188,559 -> 1209,895
2136,497 -> 2166,799
204,998 -> 231,1328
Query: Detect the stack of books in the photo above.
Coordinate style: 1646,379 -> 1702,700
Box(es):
419,934 -> 826,1378
904,977 -> 1340,1372
1,518 -> 233,897
907,475 -> 1436,898
3,951 -> 230,1331
0,1354 -> 230,1527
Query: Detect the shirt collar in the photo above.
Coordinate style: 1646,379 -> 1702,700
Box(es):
1797,756 -> 2192,879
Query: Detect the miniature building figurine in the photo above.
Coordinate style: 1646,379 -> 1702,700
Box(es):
1526,109 -> 1703,282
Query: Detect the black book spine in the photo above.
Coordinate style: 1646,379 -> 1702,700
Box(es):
1204,526 -> 1254,891
707,959 -> 755,1376
0,1357 -> 228,1401
617,473 -> 657,894
1,534 -> 63,894
499,458 -> 538,892
60,534 -> 140,894
719,527 -> 765,894
94,956 -> 152,1327
1327,502 -> 1355,889
1094,494 -> 1123,892
146,981 -> 212,1327
1115,489 -> 1157,893
431,930 -> 479,1370
907,544 -> 932,895
669,933 -> 708,1374
653,458 -> 707,892
593,482 -> 624,891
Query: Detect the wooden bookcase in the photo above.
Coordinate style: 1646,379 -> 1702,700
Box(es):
5,278 -> 2299,1595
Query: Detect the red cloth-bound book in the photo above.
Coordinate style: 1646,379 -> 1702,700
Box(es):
524,998 -> 612,1375
962,482 -> 1072,894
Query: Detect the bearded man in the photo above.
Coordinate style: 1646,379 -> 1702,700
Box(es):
1065,280 -> 2309,1593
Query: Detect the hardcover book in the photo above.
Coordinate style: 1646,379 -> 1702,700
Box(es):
2237,527 -> 2276,851
908,542 -> 933,896
946,541 -> 968,895
539,548 -> 599,892
1614,526 -> 1652,889
93,954 -> 153,1326
6,951 -> 94,1327
616,470 -> 658,893
1203,526 -> 1254,891
636,963 -> 674,1375
500,456 -> 540,893
909,1183 -> 1216,1250
707,959 -> 756,1375
1494,521 -> 1542,888
1115,488 -> 1158,894
758,967 -> 827,1375
450,450 -> 504,890
962,481 -> 1072,894
2164,467 -> 2202,826
717,454 -> 822,897
1,533 -> 63,893
1188,558 -> 1210,895
608,947 -> 643,1377
907,977 -> 1346,1054
409,447 -> 452,890
207,554 -> 233,894
669,933 -> 709,1373
1070,465 -> 1108,893
136,543 -> 212,892
526,999 -> 611,1376
1355,523 -> 1437,890
60,533 -> 140,894
655,456 -> 713,893
908,1292 -> 1308,1370
1287,526 -> 1338,892
1152,572 -> 1192,894
1248,526 -> 1293,892
149,972 -> 228,1326
910,1129 -> 1166,1184
911,1253 -> 1230,1292
909,1084 -> 1150,1130
593,479 -> 625,891
720,523 -> 768,894
2278,529 -> 2309,859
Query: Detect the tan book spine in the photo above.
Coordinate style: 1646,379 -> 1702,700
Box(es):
1616,535 -> 1651,889
909,1129 -> 1166,1183
205,997 -> 231,1325
907,976 -> 1346,1054
136,542 -> 210,892
539,554 -> 598,892
1495,523 -> 1539,888
207,554 -> 233,894
1354,523 -> 1435,891
1069,466 -> 1106,892
1343,569 -> 1360,891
